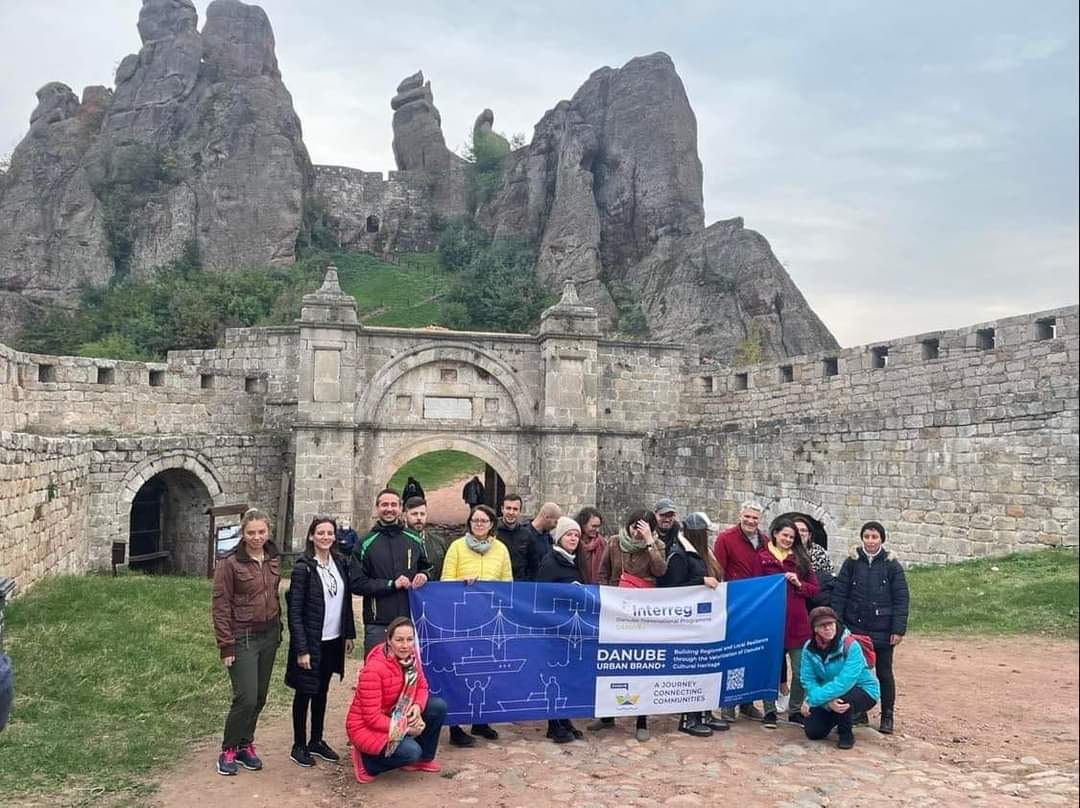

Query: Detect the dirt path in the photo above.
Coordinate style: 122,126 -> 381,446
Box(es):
149,635 -> 1079,808
422,475 -> 473,527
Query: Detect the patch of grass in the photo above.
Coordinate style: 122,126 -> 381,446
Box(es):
387,449 -> 485,496
0,574 -> 290,803
906,548 -> 1079,637
332,251 -> 449,327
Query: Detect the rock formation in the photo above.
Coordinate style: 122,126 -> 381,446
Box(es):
474,52 -> 835,359
390,71 -> 466,219
0,7 -> 836,359
0,0 -> 313,339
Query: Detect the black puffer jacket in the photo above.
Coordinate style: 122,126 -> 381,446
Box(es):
285,554 -> 356,695
656,537 -> 708,588
831,546 -> 909,646
536,549 -> 584,585
496,521 -> 540,580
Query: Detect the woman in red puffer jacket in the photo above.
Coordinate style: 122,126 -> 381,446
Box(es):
345,617 -> 447,783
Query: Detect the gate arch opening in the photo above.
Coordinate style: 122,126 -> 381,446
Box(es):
128,469 -> 213,574
386,449 -> 507,531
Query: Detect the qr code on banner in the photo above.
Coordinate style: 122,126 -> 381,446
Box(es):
725,667 -> 745,692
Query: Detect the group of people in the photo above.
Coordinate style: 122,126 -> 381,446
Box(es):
210,492 -> 910,782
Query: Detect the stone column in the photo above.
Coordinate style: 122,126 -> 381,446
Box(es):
537,280 -> 600,510
291,266 -> 359,548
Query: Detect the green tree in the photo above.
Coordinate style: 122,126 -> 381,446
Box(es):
440,238 -> 550,333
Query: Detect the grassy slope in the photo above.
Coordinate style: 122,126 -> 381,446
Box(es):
0,574 -> 289,803
386,449 -> 485,495
330,251 -> 450,328
906,547 -> 1079,636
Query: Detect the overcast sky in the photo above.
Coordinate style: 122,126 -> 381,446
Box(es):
1,1 -> 1076,347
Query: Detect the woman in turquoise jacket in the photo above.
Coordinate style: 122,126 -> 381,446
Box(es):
799,606 -> 880,749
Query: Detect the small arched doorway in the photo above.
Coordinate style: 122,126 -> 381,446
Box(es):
128,468 -> 213,574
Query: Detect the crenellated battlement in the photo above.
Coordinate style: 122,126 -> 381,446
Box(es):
684,305 -> 1078,424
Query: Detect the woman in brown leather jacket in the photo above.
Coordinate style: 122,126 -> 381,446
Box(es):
211,508 -> 282,776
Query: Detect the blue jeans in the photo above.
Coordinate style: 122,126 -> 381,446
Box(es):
362,697 -> 447,776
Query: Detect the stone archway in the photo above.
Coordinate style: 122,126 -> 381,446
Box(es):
356,342 -> 537,427
375,435 -> 517,498
117,451 -> 226,573
761,495 -> 840,554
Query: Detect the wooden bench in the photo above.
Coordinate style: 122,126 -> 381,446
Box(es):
111,542 -> 171,575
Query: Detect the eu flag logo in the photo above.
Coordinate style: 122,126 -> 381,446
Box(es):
696,602 -> 712,615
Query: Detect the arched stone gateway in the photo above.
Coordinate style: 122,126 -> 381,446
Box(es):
289,271 -> 630,545
356,342 -> 537,427
375,436 -> 516,496
112,451 -> 226,572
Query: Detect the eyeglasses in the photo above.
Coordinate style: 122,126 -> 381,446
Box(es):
469,517 -> 492,525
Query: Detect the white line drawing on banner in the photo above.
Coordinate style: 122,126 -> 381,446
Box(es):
414,583 -> 600,718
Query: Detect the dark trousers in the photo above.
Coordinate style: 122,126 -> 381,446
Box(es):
361,697 -> 447,776
223,627 -> 280,750
363,624 -> 388,657
804,686 -> 877,741
873,643 -> 896,715
291,637 -> 343,747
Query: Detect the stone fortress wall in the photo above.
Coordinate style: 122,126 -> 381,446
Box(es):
600,306 -> 1079,565
1,284 -> 1076,592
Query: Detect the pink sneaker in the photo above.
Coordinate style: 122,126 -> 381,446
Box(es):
217,747 -> 238,776
235,743 -> 262,770
403,759 -> 441,773
350,746 -> 374,784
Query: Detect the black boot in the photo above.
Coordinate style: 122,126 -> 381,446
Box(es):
678,712 -> 713,737
701,711 -> 730,731
878,713 -> 894,735
449,725 -> 476,747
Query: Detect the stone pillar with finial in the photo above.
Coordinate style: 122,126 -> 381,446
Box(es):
292,264 -> 361,548
536,279 -> 601,506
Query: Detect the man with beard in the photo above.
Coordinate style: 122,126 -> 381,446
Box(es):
349,489 -> 431,655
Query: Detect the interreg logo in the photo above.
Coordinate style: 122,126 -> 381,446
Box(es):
621,601 -> 714,621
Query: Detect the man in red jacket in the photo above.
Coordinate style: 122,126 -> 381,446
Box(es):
713,500 -> 772,723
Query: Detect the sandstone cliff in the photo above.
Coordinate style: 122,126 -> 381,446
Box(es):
0,0 -> 312,339
0,5 -> 836,360
475,52 -> 836,359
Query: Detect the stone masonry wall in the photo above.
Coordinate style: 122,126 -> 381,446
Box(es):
313,165 -> 445,255
0,431 -> 95,592
597,306 -> 1079,565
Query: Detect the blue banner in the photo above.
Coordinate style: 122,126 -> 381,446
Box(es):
408,575 -> 785,724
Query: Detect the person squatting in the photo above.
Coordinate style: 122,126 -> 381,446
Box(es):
211,494 -> 909,780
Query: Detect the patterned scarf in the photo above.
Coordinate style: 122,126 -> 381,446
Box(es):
465,532 -> 494,554
618,526 -> 651,554
385,652 -> 420,756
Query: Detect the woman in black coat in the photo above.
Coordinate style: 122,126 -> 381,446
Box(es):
830,520 -> 909,736
286,516 -> 356,767
535,517 -> 585,743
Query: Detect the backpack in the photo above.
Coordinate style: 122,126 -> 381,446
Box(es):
0,653 -> 12,732
843,633 -> 877,668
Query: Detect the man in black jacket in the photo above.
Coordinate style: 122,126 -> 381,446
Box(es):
525,502 -> 562,579
349,489 -> 431,655
831,520 -> 909,735
495,494 -> 540,580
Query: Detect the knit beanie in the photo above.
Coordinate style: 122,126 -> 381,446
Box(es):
552,517 -> 581,545
808,606 -> 840,629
